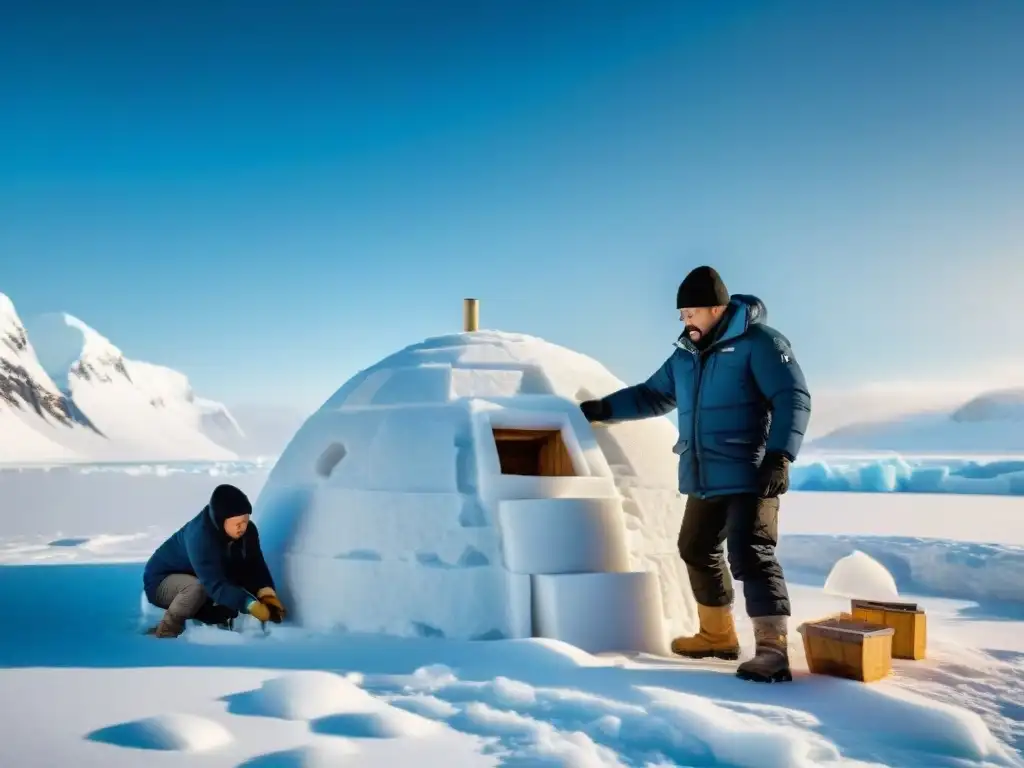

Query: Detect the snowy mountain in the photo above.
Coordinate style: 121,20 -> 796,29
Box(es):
210,403 -> 308,458
808,385 -> 1024,455
0,292 -> 245,464
951,388 -> 1024,423
196,397 -> 247,447
0,295 -> 83,462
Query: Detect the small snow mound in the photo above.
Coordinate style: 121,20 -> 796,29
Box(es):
490,676 -> 538,707
409,664 -> 459,688
311,705 -> 443,739
823,549 -> 899,601
87,713 -> 233,752
229,671 -> 377,721
238,741 -> 361,767
512,637 -> 610,667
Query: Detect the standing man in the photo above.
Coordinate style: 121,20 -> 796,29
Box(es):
579,266 -> 811,683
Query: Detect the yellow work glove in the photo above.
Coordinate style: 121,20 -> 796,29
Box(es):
257,587 -> 286,623
247,599 -> 271,623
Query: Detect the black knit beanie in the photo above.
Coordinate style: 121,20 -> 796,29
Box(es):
676,266 -> 730,309
210,484 -> 252,523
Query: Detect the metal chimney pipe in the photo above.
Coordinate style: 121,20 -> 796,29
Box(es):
463,298 -> 479,332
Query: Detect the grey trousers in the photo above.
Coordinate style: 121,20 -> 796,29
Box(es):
152,574 -> 238,625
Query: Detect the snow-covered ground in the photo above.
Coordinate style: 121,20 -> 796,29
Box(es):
1,464 -> 1022,765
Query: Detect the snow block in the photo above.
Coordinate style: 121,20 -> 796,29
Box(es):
288,406 -> 466,493
367,364 -> 452,406
508,568 -> 533,637
340,365 -> 457,408
485,473 -> 616,501
285,554 -> 531,639
633,551 -> 698,639
256,407 -> 459,492
497,497 -> 630,574
532,571 -> 669,655
450,367 -> 525,399
289,488 -> 501,564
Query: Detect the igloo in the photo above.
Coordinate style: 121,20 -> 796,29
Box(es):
253,301 -> 697,654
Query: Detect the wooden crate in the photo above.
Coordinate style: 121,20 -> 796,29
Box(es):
850,599 -> 927,660
798,613 -> 895,683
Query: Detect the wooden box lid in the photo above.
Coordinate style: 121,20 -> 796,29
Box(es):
798,616 -> 895,644
851,599 -> 924,614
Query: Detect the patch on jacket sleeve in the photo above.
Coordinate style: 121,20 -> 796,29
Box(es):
772,335 -> 793,363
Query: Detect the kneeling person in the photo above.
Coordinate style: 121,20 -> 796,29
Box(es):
143,484 -> 287,638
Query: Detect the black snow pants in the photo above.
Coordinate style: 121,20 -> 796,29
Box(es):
677,493 -> 790,618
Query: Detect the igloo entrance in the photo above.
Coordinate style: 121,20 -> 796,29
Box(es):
491,427 -> 576,477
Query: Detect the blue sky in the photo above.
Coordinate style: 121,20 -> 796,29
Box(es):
2,1 -> 1022,411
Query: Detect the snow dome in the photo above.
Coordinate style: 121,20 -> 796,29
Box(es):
253,301 -> 697,654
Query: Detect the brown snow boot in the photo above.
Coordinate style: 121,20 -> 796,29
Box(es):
147,610 -> 186,638
736,616 -> 792,683
670,604 -> 741,660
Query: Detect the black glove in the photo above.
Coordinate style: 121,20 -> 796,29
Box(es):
579,399 -> 611,422
757,451 -> 790,498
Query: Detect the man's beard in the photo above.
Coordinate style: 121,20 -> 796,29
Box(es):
683,324 -> 703,341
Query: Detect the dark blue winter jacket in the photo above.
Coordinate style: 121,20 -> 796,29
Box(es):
142,498 -> 275,613
601,294 -> 811,498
